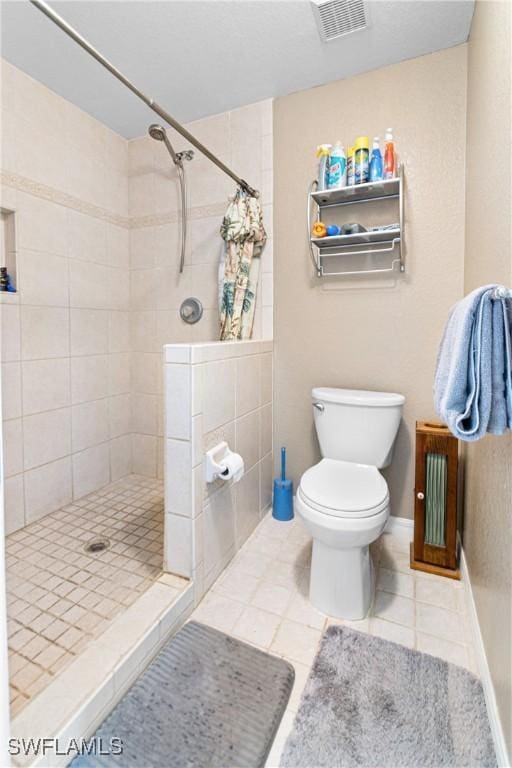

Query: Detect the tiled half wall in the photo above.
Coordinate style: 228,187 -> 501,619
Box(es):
163,340 -> 273,602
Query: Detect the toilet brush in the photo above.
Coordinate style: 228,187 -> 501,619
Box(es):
272,447 -> 294,521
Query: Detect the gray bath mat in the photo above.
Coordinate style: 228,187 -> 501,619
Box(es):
281,626 -> 496,768
71,621 -> 294,768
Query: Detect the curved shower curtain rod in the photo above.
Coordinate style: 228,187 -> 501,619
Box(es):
29,0 -> 258,198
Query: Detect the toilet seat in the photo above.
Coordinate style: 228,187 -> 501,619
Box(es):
299,459 -> 389,519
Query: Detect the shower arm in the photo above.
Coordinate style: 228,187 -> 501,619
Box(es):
29,0 -> 258,198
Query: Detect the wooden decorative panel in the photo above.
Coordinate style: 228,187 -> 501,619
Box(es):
410,421 -> 461,579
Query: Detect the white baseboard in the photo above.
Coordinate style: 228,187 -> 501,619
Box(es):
460,548 -> 510,767
384,515 -> 414,539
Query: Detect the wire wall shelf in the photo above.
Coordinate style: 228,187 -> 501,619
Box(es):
307,165 -> 405,278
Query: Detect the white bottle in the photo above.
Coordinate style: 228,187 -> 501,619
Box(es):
328,142 -> 347,189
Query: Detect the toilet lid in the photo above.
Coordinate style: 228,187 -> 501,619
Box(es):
299,459 -> 388,518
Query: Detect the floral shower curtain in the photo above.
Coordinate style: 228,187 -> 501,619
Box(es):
219,188 -> 266,341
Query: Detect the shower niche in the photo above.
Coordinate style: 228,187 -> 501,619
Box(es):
410,420 -> 461,579
0,207 -> 17,293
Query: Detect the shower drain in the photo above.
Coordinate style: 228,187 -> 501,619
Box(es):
84,538 -> 110,554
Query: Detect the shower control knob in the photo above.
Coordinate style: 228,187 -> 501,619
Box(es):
416,492 -> 425,500
180,297 -> 203,324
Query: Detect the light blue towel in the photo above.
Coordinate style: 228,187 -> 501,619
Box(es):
434,285 -> 512,441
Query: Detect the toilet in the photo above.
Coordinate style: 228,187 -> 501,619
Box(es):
296,387 -> 405,620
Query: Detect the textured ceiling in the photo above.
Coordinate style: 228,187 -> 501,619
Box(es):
1,0 -> 474,138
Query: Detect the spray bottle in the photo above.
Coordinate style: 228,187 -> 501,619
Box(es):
328,142 -> 347,189
369,137 -> 384,182
384,129 -> 396,180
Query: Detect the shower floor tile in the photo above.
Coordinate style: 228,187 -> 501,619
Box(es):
5,474 -> 164,716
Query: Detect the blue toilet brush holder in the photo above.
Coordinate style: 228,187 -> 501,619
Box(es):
272,447 -> 294,521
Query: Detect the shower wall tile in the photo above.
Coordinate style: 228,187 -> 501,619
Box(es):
20,306 -> 70,360
108,352 -> 130,395
108,393 -> 131,439
203,359 -> 236,432
72,443 -> 110,499
23,408 -> 72,471
236,410 -> 260,471
131,433 -> 157,477
130,227 -> 155,269
24,456 -> 73,524
16,194 -> 68,256
131,393 -> 158,436
4,474 -> 25,535
260,353 -> 273,405
22,359 -> 71,416
262,307 -> 273,339
0,304 -> 21,362
131,310 -> 158,353
69,261 -> 112,310
71,355 -> 109,405
153,223 -> 180,268
17,250 -> 69,307
109,435 -> 132,481
236,354 -> 261,417
108,311 -> 130,353
1,362 -> 22,420
164,340 -> 273,595
128,136 -> 155,176
1,59 -> 133,531
66,209 -> 107,263
164,364 -> 191,440
152,166 -> 180,215
71,399 -> 110,453
70,309 -> 110,357
106,224 -> 129,269
2,418 -> 23,478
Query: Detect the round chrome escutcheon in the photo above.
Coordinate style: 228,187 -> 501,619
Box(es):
180,297 -> 203,324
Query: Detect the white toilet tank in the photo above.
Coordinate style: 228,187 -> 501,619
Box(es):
312,387 -> 405,468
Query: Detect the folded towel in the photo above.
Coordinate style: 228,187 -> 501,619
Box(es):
434,285 -> 512,441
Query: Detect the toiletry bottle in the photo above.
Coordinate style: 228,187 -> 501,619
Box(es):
369,137 -> 384,182
0,267 -> 7,292
347,146 -> 355,185
316,144 -> 331,191
328,142 -> 347,189
384,129 -> 396,179
354,137 -> 369,184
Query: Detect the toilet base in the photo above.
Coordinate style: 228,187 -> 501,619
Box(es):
309,540 -> 374,620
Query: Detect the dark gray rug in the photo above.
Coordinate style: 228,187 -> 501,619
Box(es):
281,626 -> 496,768
71,621 -> 294,768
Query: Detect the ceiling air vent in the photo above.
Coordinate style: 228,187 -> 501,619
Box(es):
311,0 -> 368,42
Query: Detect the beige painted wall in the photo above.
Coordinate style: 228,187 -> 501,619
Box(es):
463,0 -> 512,755
274,46 -> 467,520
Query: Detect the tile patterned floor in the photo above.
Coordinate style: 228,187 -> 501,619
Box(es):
191,513 -> 476,766
6,474 -> 164,717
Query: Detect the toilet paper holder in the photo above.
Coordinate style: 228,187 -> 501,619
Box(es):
205,442 -> 244,484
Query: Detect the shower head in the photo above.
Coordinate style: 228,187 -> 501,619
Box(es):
148,123 -> 178,164
148,123 -> 166,141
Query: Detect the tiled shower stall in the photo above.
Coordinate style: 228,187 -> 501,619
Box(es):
0,57 -> 274,720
